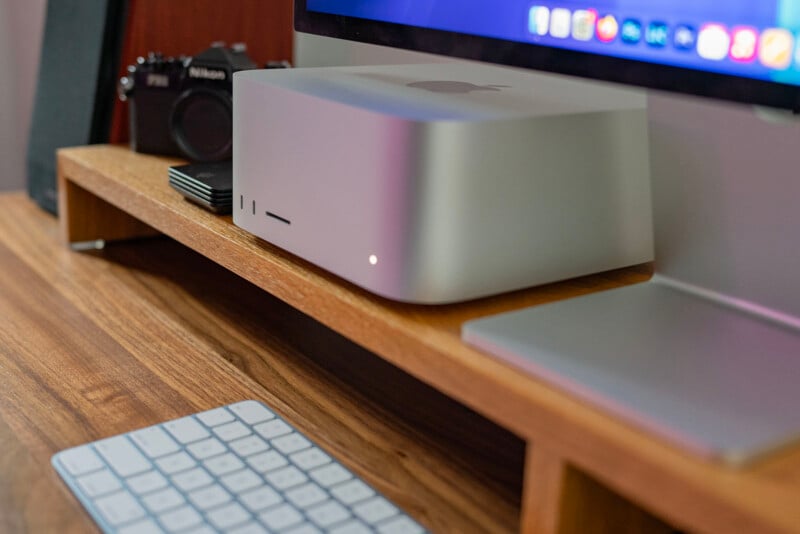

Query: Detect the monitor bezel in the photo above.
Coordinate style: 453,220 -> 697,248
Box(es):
295,1 -> 800,112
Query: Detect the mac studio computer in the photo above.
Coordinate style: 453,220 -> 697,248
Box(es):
235,1 -> 800,464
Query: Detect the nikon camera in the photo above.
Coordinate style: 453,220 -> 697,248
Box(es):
119,43 -> 257,162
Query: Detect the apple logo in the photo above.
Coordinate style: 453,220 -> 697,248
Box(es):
406,81 -> 509,93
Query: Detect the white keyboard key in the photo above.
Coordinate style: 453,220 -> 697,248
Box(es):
172,467 -> 213,492
220,468 -> 262,493
307,500 -> 351,527
229,400 -> 275,425
186,437 -> 227,460
77,469 -> 121,497
57,446 -> 104,476
164,416 -> 210,444
258,503 -> 304,530
142,487 -> 184,513
95,436 -> 150,478
208,502 -> 251,529
188,484 -> 231,510
127,470 -> 168,495
158,504 -> 203,532
240,485 -> 283,512
214,421 -> 251,442
230,522 -> 269,534
254,419 -> 292,439
196,407 -> 235,427
266,465 -> 308,490
285,482 -> 328,509
204,452 -> 245,476
331,520 -> 372,534
378,516 -> 425,534
330,479 -> 375,505
155,451 -> 196,474
229,435 -> 269,457
272,433 -> 312,455
53,402 -> 424,534
353,496 -> 398,525
290,447 -> 331,470
129,426 -> 179,458
118,518 -> 164,534
247,450 -> 288,473
95,490 -> 146,526
310,463 -> 352,488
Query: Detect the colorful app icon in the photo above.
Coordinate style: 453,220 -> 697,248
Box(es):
697,24 -> 731,60
621,19 -> 643,44
673,25 -> 697,51
596,14 -> 619,43
730,27 -> 759,62
572,9 -> 597,41
550,8 -> 571,39
645,22 -> 669,48
529,6 -> 550,37
795,37 -> 800,69
760,28 -> 794,69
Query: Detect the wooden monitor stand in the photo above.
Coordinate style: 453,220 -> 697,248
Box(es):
49,144 -> 800,533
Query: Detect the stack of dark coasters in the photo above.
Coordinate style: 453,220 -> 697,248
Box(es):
168,161 -> 232,214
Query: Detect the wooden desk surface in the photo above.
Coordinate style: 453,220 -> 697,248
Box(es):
0,193 -> 523,533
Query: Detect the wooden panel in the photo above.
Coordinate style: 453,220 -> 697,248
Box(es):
521,445 -> 567,534
58,171 -> 158,243
109,0 -> 294,143
0,192 -> 519,533
556,469 -> 677,534
521,446 -> 677,534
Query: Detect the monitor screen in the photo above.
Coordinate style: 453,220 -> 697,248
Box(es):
296,1 -> 800,111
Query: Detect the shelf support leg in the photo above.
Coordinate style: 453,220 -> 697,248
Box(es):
521,443 -> 566,534
58,168 -> 158,245
522,442 -> 678,534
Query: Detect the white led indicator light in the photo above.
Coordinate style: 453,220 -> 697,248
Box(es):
369,255 -> 378,265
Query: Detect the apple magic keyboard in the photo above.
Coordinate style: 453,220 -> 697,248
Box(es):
52,400 -> 426,534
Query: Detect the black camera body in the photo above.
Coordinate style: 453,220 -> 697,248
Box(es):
121,43 -> 257,162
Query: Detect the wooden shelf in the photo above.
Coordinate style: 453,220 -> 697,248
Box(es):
56,144 -> 800,533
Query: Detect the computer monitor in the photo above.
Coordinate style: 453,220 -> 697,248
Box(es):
296,2 -> 800,110
294,1 -> 800,464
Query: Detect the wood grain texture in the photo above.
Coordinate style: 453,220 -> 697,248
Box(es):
520,445 -> 675,534
55,145 -> 800,534
521,445 -> 566,534
58,171 -> 158,243
0,414 -> 96,534
555,468 -> 676,534
0,193 -> 519,533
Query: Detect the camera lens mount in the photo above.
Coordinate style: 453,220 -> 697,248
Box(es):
169,88 -> 233,162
